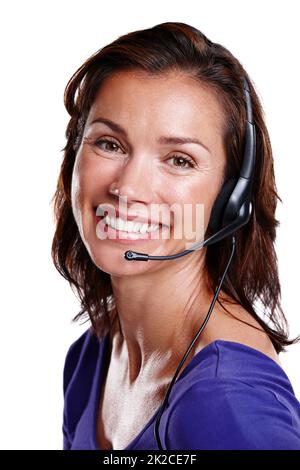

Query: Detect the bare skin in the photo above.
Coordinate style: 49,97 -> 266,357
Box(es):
96,299 -> 280,450
71,69 -> 280,450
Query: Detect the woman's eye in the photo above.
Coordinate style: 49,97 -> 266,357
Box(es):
93,140 -> 194,170
94,138 -> 122,152
167,155 -> 195,169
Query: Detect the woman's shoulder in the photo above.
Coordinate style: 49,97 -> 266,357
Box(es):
165,373 -> 300,449
179,338 -> 298,402
62,327 -> 106,449
63,327 -> 104,394
164,341 -> 300,449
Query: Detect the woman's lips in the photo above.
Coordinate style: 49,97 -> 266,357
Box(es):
95,214 -> 169,244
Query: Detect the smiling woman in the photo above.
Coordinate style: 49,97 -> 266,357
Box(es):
51,22 -> 300,450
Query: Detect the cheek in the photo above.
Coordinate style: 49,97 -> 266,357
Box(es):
70,153 -> 118,251
72,150 -> 120,203
171,174 -> 222,237
71,159 -> 84,221
71,155 -> 97,242
71,153 -> 101,211
71,166 -> 85,242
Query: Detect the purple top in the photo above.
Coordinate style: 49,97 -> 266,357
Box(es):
62,328 -> 300,450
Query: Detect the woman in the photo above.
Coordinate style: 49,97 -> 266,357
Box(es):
52,22 -> 300,450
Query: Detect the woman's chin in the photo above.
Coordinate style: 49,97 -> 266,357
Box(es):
85,234 -> 168,275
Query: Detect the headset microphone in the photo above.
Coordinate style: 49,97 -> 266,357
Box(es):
123,201 -> 252,261
123,77 -> 256,450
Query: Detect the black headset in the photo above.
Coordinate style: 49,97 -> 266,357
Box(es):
123,77 -> 256,449
207,77 -> 256,239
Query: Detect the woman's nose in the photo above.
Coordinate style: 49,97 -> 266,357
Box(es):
110,154 -> 153,204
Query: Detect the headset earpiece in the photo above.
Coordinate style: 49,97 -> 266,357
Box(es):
208,86 -> 256,235
208,177 -> 237,231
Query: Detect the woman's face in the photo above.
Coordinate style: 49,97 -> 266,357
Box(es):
71,70 -> 227,275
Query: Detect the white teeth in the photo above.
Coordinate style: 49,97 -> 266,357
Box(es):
139,224 -> 148,234
104,215 -> 160,233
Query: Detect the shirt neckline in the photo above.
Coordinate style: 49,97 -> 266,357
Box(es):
90,333 -> 290,450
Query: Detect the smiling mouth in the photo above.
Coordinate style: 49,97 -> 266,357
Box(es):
96,214 -> 166,235
93,206 -> 169,229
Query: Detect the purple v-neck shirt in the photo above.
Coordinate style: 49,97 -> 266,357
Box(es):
62,327 -> 300,450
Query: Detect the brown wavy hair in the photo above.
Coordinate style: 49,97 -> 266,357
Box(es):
51,21 -> 299,354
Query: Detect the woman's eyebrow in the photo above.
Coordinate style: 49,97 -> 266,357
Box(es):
89,116 -> 211,154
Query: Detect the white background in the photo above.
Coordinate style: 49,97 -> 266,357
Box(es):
0,0 -> 299,450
